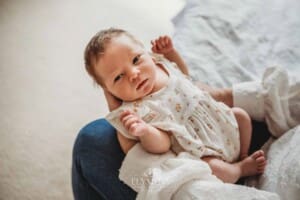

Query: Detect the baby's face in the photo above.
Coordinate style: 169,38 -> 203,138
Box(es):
94,35 -> 159,101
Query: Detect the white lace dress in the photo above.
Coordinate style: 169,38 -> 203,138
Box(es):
106,59 -> 240,162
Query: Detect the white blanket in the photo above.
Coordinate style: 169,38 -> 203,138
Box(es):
120,145 -> 278,200
246,126 -> 300,200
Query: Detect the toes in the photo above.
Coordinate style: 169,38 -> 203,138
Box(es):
252,151 -> 267,174
258,160 -> 267,167
257,160 -> 267,173
251,150 -> 264,159
257,168 -> 264,173
258,161 -> 266,168
256,156 -> 265,163
257,165 -> 266,173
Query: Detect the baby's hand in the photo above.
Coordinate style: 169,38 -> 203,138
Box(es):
151,35 -> 174,55
120,110 -> 149,137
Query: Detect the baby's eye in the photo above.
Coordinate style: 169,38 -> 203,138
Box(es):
133,55 -> 141,64
114,74 -> 124,82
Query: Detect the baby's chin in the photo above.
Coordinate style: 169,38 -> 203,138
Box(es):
122,93 -> 149,102
124,95 -> 146,102
121,95 -> 141,102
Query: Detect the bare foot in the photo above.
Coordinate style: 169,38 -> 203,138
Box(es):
238,150 -> 267,177
202,151 -> 266,183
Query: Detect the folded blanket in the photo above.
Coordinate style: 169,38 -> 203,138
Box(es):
119,144 -> 220,199
119,144 -> 278,200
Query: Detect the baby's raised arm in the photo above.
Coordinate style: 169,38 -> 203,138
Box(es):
120,110 -> 171,154
151,36 -> 233,107
151,36 -> 188,75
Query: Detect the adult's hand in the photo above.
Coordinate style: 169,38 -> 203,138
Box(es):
103,89 -> 122,111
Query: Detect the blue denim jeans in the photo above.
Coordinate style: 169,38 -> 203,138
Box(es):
72,119 -> 136,200
72,119 -> 270,199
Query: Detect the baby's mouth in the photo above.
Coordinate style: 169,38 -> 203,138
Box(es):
136,79 -> 148,90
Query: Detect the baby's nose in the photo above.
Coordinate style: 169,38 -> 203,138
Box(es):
129,69 -> 140,82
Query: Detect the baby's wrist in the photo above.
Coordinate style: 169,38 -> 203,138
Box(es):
137,124 -> 154,139
138,124 -> 151,139
163,48 -> 176,56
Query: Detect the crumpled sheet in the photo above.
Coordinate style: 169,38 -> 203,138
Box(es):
172,0 -> 300,88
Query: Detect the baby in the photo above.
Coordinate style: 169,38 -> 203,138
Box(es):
84,28 -> 266,183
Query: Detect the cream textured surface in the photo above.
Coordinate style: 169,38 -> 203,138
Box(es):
0,0 -> 184,199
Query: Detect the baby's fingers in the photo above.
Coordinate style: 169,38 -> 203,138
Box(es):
151,35 -> 173,53
151,40 -> 158,52
155,38 -> 163,50
159,36 -> 167,47
120,110 -> 140,130
119,110 -> 132,119
123,115 -> 140,130
164,35 -> 172,44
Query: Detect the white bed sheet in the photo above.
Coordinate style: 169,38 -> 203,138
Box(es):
172,0 -> 300,88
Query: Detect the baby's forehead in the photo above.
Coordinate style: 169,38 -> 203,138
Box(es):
97,37 -> 142,68
104,39 -> 144,58
110,34 -> 143,48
